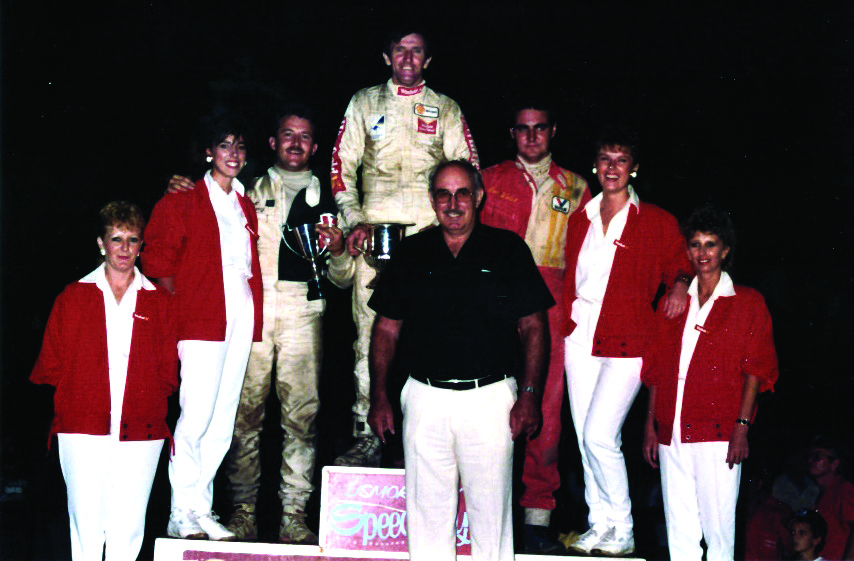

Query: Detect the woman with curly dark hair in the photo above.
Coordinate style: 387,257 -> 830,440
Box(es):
143,117 -> 262,541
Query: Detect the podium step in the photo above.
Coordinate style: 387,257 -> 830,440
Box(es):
154,537 -> 647,560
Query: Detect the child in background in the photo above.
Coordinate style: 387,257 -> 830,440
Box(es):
789,509 -> 828,561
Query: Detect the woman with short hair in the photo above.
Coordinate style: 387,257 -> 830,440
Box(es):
642,204 -> 778,560
31,201 -> 177,561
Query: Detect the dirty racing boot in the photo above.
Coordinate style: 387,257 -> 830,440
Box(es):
333,433 -> 382,467
226,503 -> 257,541
279,512 -> 319,545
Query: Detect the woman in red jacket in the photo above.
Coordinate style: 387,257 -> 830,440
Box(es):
31,202 -> 178,561
642,205 -> 778,560
564,127 -> 692,556
143,118 -> 262,541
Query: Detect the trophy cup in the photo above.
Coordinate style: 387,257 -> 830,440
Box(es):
364,222 -> 413,289
282,223 -> 327,301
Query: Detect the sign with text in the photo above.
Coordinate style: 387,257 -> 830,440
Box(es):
318,466 -> 470,555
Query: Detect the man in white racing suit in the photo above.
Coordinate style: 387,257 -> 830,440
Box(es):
331,27 -> 479,466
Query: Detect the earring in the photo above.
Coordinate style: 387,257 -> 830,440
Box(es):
592,167 -> 597,174
206,156 -> 213,163
630,171 -> 637,178
100,248 -> 106,256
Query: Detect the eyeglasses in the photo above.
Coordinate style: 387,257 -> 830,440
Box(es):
432,188 -> 475,205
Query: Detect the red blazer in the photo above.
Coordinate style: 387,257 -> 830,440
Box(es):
563,202 -> 692,357
142,179 -> 262,342
641,286 -> 778,445
30,282 -> 178,441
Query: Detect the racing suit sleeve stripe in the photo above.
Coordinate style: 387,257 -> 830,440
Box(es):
330,116 -> 352,197
459,115 -> 479,169
441,102 -> 479,169
331,104 -> 368,229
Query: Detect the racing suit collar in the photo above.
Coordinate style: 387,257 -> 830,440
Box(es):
517,153 -> 553,176
387,78 -> 426,97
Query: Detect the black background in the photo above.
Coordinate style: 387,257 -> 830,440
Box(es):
2,2 -> 852,558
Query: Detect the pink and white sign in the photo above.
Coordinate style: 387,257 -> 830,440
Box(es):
318,467 -> 471,555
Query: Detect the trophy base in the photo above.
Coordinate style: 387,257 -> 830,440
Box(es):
307,278 -> 324,301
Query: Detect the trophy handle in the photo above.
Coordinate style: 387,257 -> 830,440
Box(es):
282,224 -> 329,258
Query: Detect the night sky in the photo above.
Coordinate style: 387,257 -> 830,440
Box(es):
2,0 -> 853,542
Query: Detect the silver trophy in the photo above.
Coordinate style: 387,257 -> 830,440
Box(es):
364,222 -> 413,289
283,223 -> 327,301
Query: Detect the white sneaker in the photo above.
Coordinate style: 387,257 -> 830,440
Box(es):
167,508 -> 207,540
592,528 -> 635,556
194,511 -> 236,541
567,525 -> 610,554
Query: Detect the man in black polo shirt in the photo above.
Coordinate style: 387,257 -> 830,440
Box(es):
367,160 -> 553,561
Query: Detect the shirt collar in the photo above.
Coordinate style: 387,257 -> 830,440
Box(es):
205,170 -> 245,197
80,263 -> 154,291
687,270 -> 736,304
584,185 -> 639,221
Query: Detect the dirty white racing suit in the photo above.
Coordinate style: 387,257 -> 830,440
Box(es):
226,167 -> 354,511
331,78 -> 478,435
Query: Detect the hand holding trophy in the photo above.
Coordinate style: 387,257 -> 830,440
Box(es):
363,223 -> 412,289
282,214 -> 337,301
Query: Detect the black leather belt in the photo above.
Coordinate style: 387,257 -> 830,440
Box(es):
409,373 -> 510,391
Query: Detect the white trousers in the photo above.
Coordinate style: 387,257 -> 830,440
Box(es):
659,379 -> 740,561
565,336 -> 642,533
58,433 -> 163,561
402,377 -> 516,561
170,268 -> 255,512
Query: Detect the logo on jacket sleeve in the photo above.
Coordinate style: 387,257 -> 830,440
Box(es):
551,196 -> 570,214
370,115 -> 386,140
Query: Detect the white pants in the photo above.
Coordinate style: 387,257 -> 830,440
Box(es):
659,379 -> 740,561
565,336 -> 642,533
170,268 -> 255,512
402,377 -> 516,561
58,433 -> 163,561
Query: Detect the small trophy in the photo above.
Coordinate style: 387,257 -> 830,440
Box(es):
364,223 -> 413,289
283,223 -> 327,301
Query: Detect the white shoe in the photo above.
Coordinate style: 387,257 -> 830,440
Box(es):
592,528 -> 635,557
567,525 -> 610,554
167,508 -> 207,540
195,511 -> 236,541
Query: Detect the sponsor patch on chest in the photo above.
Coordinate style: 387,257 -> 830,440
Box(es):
551,196 -> 571,214
414,103 -> 439,119
369,114 -> 386,140
417,118 -> 437,135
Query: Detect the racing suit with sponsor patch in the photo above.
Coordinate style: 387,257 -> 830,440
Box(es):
331,78 -> 478,432
226,167 -> 354,510
481,155 -> 590,517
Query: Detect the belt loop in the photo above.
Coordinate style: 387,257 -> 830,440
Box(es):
426,378 -> 432,387
474,378 -> 480,389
